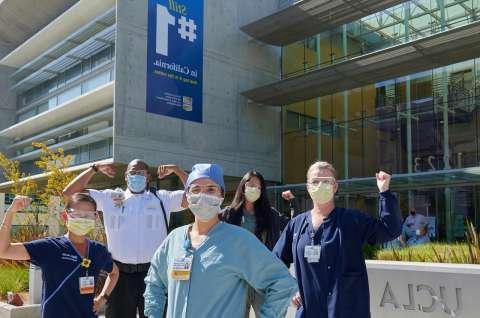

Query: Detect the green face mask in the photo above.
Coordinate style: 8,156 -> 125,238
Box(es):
67,217 -> 95,236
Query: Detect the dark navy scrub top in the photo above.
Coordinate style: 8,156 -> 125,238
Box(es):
273,190 -> 401,318
24,236 -> 113,318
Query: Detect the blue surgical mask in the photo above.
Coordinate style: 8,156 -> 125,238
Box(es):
127,175 -> 147,193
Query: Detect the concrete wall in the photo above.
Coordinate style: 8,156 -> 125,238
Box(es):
284,261 -> 480,318
367,260 -> 479,318
114,0 -> 282,182
0,65 -> 16,159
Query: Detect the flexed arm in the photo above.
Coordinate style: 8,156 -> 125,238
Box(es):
0,196 -> 32,260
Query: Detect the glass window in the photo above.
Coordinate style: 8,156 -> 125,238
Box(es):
57,85 -> 81,105
48,96 -> 58,109
82,59 -> 91,74
65,63 -> 82,84
92,47 -> 111,69
37,102 -> 49,113
17,109 -> 36,122
90,140 -> 108,161
82,70 -> 111,93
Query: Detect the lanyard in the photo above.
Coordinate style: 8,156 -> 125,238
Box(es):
309,229 -> 316,246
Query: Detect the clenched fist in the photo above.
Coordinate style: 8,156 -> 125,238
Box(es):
376,171 -> 391,193
7,196 -> 32,214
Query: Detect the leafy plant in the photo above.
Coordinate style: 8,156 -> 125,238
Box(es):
0,143 -> 79,265
0,263 -> 28,298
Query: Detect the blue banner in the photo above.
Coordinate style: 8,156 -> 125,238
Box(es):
146,0 -> 203,123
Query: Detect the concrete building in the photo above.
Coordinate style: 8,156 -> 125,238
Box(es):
0,0 -> 281,192
1,0 -> 480,241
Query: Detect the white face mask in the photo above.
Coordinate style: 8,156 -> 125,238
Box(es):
244,186 -> 261,203
308,183 -> 334,204
187,193 -> 223,222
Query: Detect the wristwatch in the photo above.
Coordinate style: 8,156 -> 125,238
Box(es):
91,164 -> 99,172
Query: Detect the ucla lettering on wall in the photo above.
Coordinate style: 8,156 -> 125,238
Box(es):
146,0 -> 203,123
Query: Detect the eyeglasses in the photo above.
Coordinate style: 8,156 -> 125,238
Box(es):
126,170 -> 148,176
188,184 -> 221,195
66,208 -> 99,219
308,177 -> 336,186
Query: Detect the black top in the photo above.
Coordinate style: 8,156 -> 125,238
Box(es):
221,206 -> 287,250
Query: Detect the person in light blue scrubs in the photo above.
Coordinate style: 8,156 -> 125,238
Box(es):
144,163 -> 297,318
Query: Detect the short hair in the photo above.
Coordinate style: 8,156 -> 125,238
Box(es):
127,159 -> 149,171
307,161 -> 337,180
66,193 -> 97,211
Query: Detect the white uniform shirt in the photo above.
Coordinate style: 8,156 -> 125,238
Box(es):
404,213 -> 427,231
89,188 -> 184,264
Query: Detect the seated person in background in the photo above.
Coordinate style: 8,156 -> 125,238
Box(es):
384,235 -> 406,249
403,207 -> 427,240
407,224 -> 430,246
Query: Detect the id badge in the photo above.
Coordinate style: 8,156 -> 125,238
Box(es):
171,256 -> 193,280
304,245 -> 321,263
79,276 -> 95,294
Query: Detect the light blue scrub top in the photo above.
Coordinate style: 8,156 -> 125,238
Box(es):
144,222 -> 297,318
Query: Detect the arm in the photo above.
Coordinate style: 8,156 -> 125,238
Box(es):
0,196 -> 32,261
361,171 -> 402,244
157,164 -> 188,186
240,236 -> 297,318
158,165 -> 188,209
273,219 -> 294,267
93,264 -> 119,314
63,163 -> 116,199
281,190 -> 296,218
144,243 -> 169,318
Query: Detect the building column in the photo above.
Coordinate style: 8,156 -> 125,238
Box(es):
342,25 -> 350,207
315,34 -> 322,161
438,0 -> 454,241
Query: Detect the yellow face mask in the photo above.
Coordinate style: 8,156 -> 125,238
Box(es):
308,183 -> 334,204
67,217 -> 95,236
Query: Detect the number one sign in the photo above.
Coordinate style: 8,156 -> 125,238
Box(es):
147,0 -> 204,123
156,4 -> 198,56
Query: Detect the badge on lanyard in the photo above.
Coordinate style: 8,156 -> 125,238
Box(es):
79,257 -> 94,294
171,255 -> 193,280
79,276 -> 95,294
304,245 -> 321,263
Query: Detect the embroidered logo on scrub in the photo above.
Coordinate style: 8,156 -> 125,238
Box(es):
61,253 -> 78,262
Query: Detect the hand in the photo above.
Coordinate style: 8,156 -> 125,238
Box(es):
157,164 -> 178,179
376,171 -> 391,193
97,163 -> 116,178
93,295 -> 107,314
7,196 -> 32,214
282,190 -> 295,201
291,292 -> 302,308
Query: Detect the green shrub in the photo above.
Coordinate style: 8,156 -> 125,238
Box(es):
374,243 -> 475,263
0,264 -> 29,298
371,220 -> 480,264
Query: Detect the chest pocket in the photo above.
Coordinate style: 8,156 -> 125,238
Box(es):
108,214 -> 126,231
145,202 -> 165,230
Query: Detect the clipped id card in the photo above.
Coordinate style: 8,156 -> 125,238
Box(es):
79,276 -> 95,294
171,256 -> 193,280
304,245 -> 321,263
